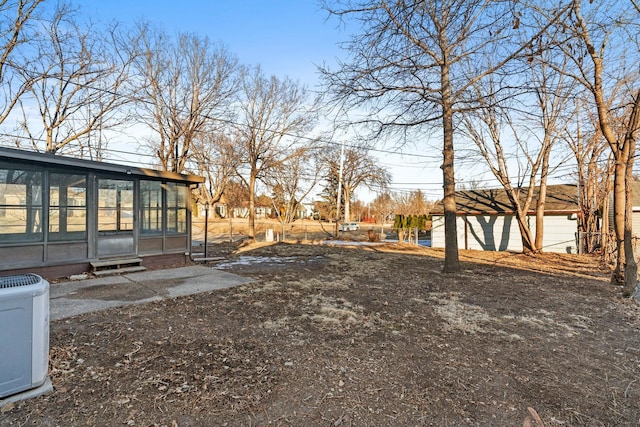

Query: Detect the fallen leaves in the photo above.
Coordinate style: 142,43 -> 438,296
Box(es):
2,244 -> 637,426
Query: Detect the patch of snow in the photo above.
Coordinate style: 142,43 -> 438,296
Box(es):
318,240 -> 387,246
215,255 -> 323,270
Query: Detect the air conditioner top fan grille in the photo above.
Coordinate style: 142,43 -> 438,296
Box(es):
0,274 -> 42,289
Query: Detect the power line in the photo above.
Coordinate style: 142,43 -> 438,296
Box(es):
2,63 -> 626,201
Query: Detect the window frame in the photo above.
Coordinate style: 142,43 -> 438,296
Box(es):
0,163 -> 44,243
97,178 -> 134,234
48,172 -> 87,242
165,182 -> 188,235
139,180 -> 163,236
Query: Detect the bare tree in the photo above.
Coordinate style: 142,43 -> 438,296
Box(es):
221,178 -> 248,241
233,66 -> 317,239
266,146 -> 321,239
13,4 -> 136,156
132,24 -> 239,173
393,190 -> 432,216
322,0 -> 568,272
191,132 -> 237,209
350,199 -> 367,222
463,97 -> 539,254
320,145 -> 391,223
462,53 -> 573,254
223,179 -> 248,218
0,0 -> 44,127
529,58 -> 575,252
563,100 -> 612,255
342,148 -> 390,222
369,192 -> 394,225
550,0 -> 640,297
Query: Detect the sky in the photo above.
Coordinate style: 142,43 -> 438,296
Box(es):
73,1 -> 339,89
65,0 -> 455,202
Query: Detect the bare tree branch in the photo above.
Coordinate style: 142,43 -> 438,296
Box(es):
232,66 -> 318,239
131,24 -> 240,173
321,0 -> 570,272
0,0 -> 44,126
14,4 -> 139,156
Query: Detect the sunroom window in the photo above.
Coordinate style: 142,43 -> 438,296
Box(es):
98,179 -> 133,233
140,180 -> 163,235
0,164 -> 43,242
165,182 -> 188,234
49,173 -> 87,241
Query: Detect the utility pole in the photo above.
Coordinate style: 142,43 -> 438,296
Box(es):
335,140 -> 345,237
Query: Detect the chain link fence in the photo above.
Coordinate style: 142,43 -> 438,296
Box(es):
578,231 -> 640,269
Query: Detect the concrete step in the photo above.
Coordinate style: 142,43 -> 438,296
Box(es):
191,254 -> 225,263
91,257 -> 142,269
92,265 -> 147,277
91,258 -> 145,276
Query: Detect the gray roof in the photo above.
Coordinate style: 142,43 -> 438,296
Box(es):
431,184 -> 579,215
0,147 -> 204,184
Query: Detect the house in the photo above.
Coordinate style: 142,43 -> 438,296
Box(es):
608,181 -> 640,236
431,184 -> 579,253
0,147 -> 204,279
295,202 -> 315,219
231,202 -> 273,219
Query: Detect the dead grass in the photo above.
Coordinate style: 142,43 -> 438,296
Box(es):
2,242 -> 639,426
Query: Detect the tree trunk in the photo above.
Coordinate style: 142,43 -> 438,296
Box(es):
248,172 -> 256,240
514,209 -> 537,254
503,189 -> 537,255
622,130 -> 638,297
611,161 -> 626,285
441,62 -> 460,273
601,188 -> 610,257
534,184 -> 547,253
622,173 -> 638,297
584,37 -> 639,291
344,189 -> 351,222
535,148 -> 551,252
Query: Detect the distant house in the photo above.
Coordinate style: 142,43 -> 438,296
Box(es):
295,202 -> 315,219
0,147 -> 204,279
431,184 -> 580,253
231,202 -> 272,219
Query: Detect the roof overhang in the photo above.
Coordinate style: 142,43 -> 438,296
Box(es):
432,210 -> 580,216
0,147 -> 205,185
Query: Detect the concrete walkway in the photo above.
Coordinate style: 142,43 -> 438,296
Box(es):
49,265 -> 254,321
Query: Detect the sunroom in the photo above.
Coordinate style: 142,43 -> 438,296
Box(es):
0,147 -> 204,279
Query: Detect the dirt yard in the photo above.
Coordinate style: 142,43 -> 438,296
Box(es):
2,239 -> 640,426
190,218 -> 377,244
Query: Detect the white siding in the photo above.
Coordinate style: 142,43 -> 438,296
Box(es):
431,215 -> 445,248
633,209 -> 640,238
431,213 -> 578,254
540,215 -> 578,253
461,215 -> 524,252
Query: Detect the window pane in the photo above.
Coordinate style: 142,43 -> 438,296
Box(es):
0,165 -> 43,242
98,179 -> 133,232
140,180 -> 162,234
177,208 -> 186,233
166,182 -> 187,208
166,183 -> 188,234
49,173 -> 87,241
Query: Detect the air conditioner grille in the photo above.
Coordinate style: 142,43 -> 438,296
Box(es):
0,274 -> 42,289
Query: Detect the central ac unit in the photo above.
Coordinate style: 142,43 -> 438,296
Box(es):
0,274 -> 49,398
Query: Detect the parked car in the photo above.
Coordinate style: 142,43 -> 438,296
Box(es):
339,222 -> 360,231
